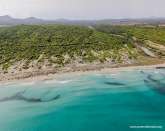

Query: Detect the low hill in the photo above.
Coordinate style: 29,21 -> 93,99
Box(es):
0,25 -> 138,71
0,24 -> 164,80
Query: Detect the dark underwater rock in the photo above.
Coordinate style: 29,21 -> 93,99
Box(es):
104,81 -> 125,86
0,90 -> 60,103
144,74 -> 165,95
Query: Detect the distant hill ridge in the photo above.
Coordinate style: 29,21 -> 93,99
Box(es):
0,15 -> 46,25
1,15 -> 165,25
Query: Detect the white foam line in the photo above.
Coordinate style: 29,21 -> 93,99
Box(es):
44,79 -> 72,84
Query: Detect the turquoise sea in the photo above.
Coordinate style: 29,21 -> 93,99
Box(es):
0,69 -> 165,131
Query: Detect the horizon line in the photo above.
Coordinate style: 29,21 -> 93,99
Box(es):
1,15 -> 165,21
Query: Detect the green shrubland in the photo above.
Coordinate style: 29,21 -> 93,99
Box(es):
0,25 -> 137,69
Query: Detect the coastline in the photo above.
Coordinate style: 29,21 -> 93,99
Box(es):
0,62 -> 165,85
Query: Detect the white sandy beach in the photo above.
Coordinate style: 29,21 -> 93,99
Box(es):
0,63 -> 165,86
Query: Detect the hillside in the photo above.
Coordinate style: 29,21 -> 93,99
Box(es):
0,24 -> 164,80
95,25 -> 165,57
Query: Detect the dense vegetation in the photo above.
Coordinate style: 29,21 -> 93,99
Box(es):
95,25 -> 165,57
0,25 -> 138,70
0,24 -> 165,71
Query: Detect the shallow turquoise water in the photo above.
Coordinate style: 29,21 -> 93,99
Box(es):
0,69 -> 165,131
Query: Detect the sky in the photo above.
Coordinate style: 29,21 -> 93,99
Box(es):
0,0 -> 165,20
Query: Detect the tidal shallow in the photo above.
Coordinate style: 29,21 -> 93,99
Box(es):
0,69 -> 165,131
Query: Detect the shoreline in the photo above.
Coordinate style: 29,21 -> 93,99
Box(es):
0,62 -> 165,85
